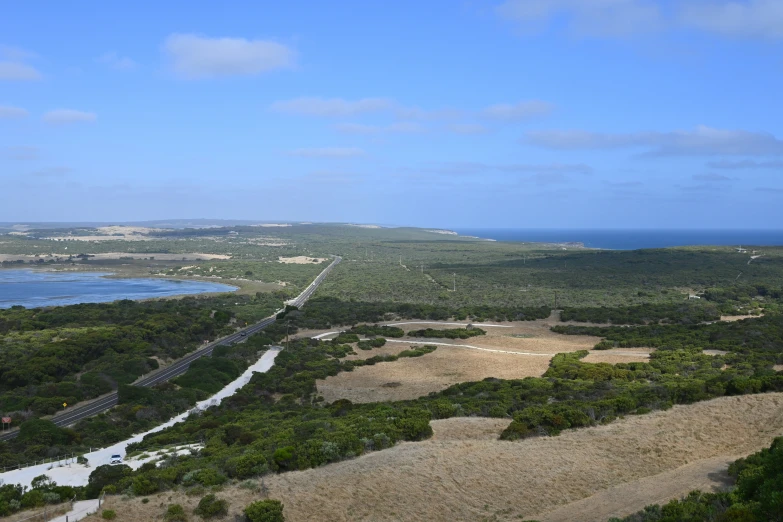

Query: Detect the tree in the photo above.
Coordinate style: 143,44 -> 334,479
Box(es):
86,465 -> 132,498
17,419 -> 71,446
244,499 -> 285,522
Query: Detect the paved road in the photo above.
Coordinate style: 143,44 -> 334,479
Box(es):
0,256 -> 341,442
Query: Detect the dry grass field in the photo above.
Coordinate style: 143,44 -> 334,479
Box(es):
315,320 -> 634,403
87,393 -> 783,522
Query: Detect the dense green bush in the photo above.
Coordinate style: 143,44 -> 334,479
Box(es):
349,324 -> 404,338
290,297 -> 551,329
164,504 -> 188,521
101,509 -> 117,520
194,494 -> 228,519
244,499 -> 285,522
407,327 -> 486,339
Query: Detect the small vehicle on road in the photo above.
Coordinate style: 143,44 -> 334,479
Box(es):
110,454 -> 123,464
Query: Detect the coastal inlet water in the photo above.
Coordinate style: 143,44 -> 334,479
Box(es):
0,269 -> 237,309
454,229 -> 783,250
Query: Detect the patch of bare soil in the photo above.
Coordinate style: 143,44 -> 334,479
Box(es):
774,365 -> 783,372
582,348 -> 653,364
90,393 -> 783,522
534,455 -> 736,522
278,256 -> 327,264
720,314 -> 760,322
316,342 -> 555,403
388,320 -> 599,355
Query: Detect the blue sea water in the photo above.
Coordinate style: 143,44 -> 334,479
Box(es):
453,229 -> 783,250
0,269 -> 237,309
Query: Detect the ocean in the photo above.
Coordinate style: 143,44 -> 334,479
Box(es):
0,269 -> 237,309
452,229 -> 783,250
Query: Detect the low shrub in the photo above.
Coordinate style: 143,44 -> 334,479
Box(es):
101,510 -> 117,520
194,494 -> 228,519
164,503 -> 188,521
244,499 -> 285,522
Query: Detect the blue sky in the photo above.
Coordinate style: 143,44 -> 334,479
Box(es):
1,0 -> 782,228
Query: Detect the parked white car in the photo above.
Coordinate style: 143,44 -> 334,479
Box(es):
110,454 -> 123,464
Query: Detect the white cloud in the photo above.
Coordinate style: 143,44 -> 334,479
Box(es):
496,0 -> 663,37
97,52 -> 136,70
693,173 -> 732,181
707,159 -> 783,169
287,147 -> 365,158
679,0 -> 783,39
426,161 -> 592,176
483,100 -> 554,121
163,34 -> 295,79
496,0 -> 783,39
271,97 -> 393,117
0,61 -> 42,81
4,146 -> 39,160
0,105 -> 28,119
335,121 -> 425,135
0,45 -> 37,61
43,109 -> 97,125
605,180 -> 644,187
0,46 -> 42,80
29,166 -> 71,178
525,125 -> 783,156
448,123 -> 489,134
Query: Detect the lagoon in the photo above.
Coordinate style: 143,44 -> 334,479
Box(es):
0,269 -> 236,309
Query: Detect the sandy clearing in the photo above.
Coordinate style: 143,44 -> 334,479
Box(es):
720,315 -> 760,322
278,256 -> 328,264
385,320 -> 599,355
318,342 -> 559,403
86,393 -> 783,522
533,455 -> 736,522
260,393 -> 783,522
583,348 -> 653,364
775,365 -> 783,372
430,417 -> 511,441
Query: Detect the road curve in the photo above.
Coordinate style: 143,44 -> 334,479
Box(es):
0,256 -> 341,442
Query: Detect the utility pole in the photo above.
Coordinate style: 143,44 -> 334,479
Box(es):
452,273 -> 456,292
420,264 -> 424,274
554,291 -> 558,310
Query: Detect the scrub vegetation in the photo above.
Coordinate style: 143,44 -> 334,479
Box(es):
2,224 -> 783,521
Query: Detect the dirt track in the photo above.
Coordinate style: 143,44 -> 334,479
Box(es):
315,320 -> 638,403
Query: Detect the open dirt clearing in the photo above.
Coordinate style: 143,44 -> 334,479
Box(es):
317,342 -> 557,403
278,255 -> 328,264
314,321 -> 637,403
533,455 -> 736,522
383,319 -> 600,355
582,347 -> 653,364
88,393 -> 783,522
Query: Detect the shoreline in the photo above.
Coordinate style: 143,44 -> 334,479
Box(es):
0,267 -> 240,309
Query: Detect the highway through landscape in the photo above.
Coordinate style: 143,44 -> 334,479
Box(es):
0,256 -> 341,442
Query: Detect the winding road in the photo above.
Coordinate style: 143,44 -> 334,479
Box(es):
0,256 -> 340,442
